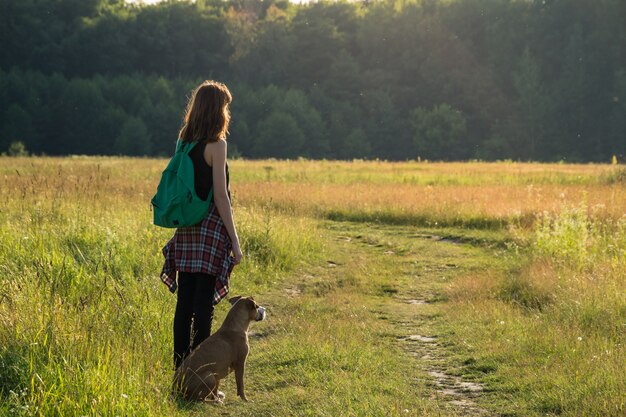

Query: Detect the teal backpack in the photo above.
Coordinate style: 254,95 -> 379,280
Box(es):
151,140 -> 213,228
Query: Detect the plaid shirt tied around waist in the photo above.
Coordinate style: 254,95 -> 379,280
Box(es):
160,203 -> 235,305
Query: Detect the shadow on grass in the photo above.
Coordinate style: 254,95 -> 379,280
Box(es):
324,209 -> 533,230
499,274 -> 553,312
0,342 -> 30,399
603,167 -> 626,184
171,391 -> 222,411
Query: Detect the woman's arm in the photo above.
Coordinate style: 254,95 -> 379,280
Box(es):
206,140 -> 242,264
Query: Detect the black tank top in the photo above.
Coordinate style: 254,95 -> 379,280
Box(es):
188,141 -> 230,201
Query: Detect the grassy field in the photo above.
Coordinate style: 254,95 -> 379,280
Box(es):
0,157 -> 624,416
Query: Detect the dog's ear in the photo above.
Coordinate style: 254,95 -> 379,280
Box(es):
229,295 -> 242,305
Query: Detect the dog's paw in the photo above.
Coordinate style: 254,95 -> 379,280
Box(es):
205,396 -> 224,405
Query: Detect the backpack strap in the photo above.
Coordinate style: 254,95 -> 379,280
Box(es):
176,139 -> 198,155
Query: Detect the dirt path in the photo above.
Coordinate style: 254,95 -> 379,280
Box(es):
396,299 -> 490,416
324,222 -> 497,416
241,220 -> 500,416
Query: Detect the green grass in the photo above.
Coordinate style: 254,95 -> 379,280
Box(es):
0,205 -> 322,415
229,159 -> 622,186
1,157 -> 624,416
324,208 -> 518,230
443,206 -> 625,416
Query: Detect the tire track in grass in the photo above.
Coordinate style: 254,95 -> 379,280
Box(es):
234,221 -> 499,416
397,304 -> 489,416
326,222 -> 497,416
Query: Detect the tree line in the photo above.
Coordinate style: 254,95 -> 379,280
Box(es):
0,0 -> 624,161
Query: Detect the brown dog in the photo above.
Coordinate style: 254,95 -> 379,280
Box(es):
173,296 -> 266,402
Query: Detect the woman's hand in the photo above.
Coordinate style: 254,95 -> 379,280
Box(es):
232,241 -> 243,265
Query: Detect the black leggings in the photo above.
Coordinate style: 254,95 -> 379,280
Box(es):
173,271 -> 217,368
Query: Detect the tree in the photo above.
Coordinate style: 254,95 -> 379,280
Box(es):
608,70 -> 626,161
114,116 -> 152,156
512,47 -> 551,160
363,89 -> 411,160
342,128 -> 371,159
286,4 -> 347,88
50,79 -> 110,155
254,112 -> 305,158
0,0 -> 624,161
550,24 -> 594,160
0,104 -> 35,153
412,104 -> 467,161
277,89 -> 327,157
7,141 -> 28,156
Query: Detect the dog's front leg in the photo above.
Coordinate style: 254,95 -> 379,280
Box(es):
207,378 -> 223,403
234,360 -> 248,401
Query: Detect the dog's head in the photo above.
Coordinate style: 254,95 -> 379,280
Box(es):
229,296 -> 266,322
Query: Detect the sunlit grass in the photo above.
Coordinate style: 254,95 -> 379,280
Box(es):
1,156 -> 624,416
446,206 -> 625,416
0,157 -> 323,416
233,160 -> 626,226
3,157 -> 624,226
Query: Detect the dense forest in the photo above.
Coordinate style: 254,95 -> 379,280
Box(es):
0,0 -> 624,161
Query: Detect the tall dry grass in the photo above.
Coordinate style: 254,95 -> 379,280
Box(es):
1,156 -> 624,416
447,202 -> 625,416
232,160 -> 625,228
5,157 -> 623,226
0,156 -> 323,416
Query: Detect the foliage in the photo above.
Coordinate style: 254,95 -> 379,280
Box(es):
0,0 -> 625,160
412,104 -> 467,161
114,116 -> 152,156
605,167 -> 626,184
533,202 -> 626,270
511,48 -> 553,160
255,112 -> 305,158
7,141 -> 28,156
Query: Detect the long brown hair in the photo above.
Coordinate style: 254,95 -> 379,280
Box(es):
179,80 -> 232,143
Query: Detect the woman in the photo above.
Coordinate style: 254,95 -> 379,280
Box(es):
159,80 -> 243,369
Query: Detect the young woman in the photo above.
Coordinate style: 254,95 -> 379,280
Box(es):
159,80 -> 243,369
